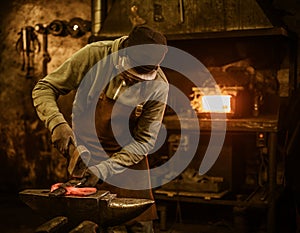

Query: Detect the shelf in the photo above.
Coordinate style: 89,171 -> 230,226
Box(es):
165,27 -> 291,41
91,27 -> 293,42
155,189 -> 229,200
154,187 -> 271,209
163,114 -> 279,132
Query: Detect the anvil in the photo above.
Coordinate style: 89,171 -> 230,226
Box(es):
19,189 -> 154,228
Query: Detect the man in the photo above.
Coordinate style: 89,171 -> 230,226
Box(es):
32,25 -> 169,232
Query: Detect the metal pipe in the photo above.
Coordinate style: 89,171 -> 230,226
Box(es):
91,0 -> 107,37
267,131 -> 277,233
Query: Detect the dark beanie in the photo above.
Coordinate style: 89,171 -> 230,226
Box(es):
124,26 -> 168,74
126,26 -> 167,47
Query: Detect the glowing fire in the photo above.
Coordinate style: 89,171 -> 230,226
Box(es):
190,86 -> 240,114
201,95 -> 231,113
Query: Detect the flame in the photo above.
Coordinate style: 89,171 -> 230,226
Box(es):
201,95 -> 231,113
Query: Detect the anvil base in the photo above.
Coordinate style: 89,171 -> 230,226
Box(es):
19,189 -> 154,228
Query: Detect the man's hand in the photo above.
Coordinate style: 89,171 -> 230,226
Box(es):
81,166 -> 103,187
51,123 -> 75,157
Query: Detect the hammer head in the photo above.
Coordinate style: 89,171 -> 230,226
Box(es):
68,145 -> 91,178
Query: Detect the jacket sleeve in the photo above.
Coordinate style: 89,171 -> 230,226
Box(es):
94,78 -> 169,180
32,45 -> 92,133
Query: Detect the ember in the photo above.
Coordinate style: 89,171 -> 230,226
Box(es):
50,183 -> 97,196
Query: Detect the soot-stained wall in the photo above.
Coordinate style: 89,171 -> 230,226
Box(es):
0,0 -> 90,192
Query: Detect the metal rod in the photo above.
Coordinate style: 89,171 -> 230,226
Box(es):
267,132 -> 277,233
179,0 -> 184,23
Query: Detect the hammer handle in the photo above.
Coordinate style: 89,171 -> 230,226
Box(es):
68,143 -> 76,159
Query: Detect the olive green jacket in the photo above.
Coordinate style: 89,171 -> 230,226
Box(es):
32,37 -> 169,181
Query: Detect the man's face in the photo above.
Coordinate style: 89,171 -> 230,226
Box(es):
118,56 -> 158,82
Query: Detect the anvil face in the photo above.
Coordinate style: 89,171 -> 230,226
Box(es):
19,189 -> 154,228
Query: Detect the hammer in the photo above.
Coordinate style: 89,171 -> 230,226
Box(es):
49,144 -> 91,196
67,144 -> 91,178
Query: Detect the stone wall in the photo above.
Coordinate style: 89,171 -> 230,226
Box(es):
0,0 -> 91,191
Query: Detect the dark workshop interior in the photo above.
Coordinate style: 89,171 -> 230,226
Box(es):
1,0 -> 300,233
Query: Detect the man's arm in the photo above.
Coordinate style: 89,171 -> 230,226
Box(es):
32,45 -> 95,155
32,46 -> 92,133
91,80 -> 169,181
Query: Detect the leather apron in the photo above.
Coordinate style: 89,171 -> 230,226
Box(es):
94,91 -> 157,222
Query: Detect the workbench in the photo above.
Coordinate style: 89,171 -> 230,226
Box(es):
154,114 -> 280,233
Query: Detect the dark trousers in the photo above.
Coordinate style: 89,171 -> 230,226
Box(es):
103,221 -> 154,233
126,221 -> 154,233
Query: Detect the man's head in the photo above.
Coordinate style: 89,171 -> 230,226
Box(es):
126,25 -> 167,47
120,26 -> 168,80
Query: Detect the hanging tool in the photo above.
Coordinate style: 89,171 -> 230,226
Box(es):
178,0 -> 184,23
129,5 -> 146,26
16,26 -> 41,78
153,3 -> 164,22
34,24 -> 51,76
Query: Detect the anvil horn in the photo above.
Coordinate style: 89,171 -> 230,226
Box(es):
19,189 -> 154,228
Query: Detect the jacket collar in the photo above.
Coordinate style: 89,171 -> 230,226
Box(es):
111,36 -> 128,68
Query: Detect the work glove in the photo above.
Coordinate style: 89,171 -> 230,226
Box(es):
81,166 -> 103,187
51,123 -> 75,157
